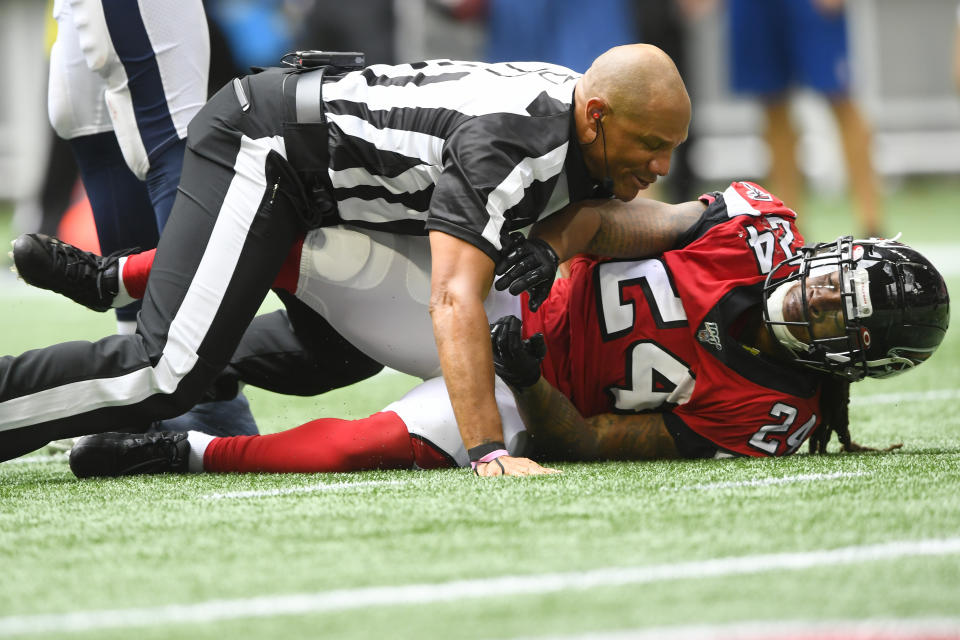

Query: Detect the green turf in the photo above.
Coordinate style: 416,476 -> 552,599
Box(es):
1,181 -> 959,639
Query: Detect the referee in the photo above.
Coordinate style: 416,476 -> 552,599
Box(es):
1,43 -> 690,476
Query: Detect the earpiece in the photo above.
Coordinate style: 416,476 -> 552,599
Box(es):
588,107 -> 613,194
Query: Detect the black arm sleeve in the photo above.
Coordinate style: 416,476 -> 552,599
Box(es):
662,413 -> 724,459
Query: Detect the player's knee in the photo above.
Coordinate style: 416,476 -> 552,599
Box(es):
354,359 -> 385,383
151,384 -> 210,421
312,359 -> 382,394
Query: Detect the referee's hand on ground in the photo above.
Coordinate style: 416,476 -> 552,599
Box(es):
474,455 -> 561,477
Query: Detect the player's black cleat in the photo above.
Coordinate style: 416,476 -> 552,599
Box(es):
69,432 -> 190,478
11,233 -> 129,312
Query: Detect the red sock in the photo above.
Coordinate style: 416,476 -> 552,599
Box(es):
202,411 -> 451,473
271,235 -> 303,293
121,249 -> 155,300
119,236 -> 305,300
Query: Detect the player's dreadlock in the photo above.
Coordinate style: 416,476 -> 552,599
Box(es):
809,376 -> 851,453
809,376 -> 902,454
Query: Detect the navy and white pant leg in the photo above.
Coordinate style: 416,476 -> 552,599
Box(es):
0,69 -> 305,461
49,0 -> 210,227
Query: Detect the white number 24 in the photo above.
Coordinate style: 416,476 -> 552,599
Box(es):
748,402 -> 817,455
596,260 -> 695,412
745,216 -> 796,274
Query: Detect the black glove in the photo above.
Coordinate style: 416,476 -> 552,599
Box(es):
495,233 -> 559,312
490,315 -> 546,389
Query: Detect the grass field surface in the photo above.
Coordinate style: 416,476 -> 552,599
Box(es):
1,180 -> 959,639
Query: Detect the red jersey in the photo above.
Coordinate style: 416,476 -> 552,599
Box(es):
522,181 -> 823,457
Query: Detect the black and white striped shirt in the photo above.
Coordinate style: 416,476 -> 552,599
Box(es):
320,59 -> 607,261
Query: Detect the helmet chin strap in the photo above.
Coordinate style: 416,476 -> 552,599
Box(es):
765,281 -> 809,354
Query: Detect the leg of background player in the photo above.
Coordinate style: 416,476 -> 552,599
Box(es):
0,70 -> 303,461
38,134 -> 79,237
829,97 -> 884,237
91,0 -> 208,227
70,132 -> 159,333
144,138 -> 187,229
155,393 -> 259,437
763,99 -> 803,218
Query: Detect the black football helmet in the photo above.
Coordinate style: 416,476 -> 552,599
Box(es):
762,236 -> 949,381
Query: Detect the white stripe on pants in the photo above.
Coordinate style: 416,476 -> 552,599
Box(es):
0,134 -> 286,431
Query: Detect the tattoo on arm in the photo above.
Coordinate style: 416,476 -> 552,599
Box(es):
513,379 -> 596,460
587,200 -> 704,258
584,413 -> 680,460
514,379 -> 679,461
529,199 -> 703,264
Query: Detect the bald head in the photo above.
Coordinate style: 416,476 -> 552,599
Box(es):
574,44 -> 692,201
579,44 -> 690,119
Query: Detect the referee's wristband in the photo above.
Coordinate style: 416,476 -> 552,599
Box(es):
468,441 -> 508,469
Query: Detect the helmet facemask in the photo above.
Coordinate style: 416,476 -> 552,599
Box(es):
762,236 -> 949,381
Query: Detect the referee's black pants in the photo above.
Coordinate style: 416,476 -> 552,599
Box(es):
0,68 -> 312,461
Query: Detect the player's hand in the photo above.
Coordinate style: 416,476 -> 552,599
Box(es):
495,233 -> 559,312
474,455 -> 561,477
844,440 -> 904,453
490,315 -> 546,389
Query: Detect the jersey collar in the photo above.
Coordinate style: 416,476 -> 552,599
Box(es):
698,284 -> 820,398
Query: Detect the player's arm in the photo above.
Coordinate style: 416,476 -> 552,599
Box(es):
496,198 -> 704,306
490,315 -> 678,461
514,378 -> 679,461
533,197 -> 705,261
428,231 -> 559,477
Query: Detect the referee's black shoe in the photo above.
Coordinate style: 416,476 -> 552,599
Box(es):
69,432 -> 191,478
10,233 -> 128,312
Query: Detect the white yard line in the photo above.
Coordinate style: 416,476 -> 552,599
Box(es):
677,471 -> 868,491
0,453 -> 68,465
203,479 -> 406,500
508,617 -> 960,640
1,538 -> 958,636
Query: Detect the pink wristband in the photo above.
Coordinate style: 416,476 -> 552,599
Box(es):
469,448 -> 509,470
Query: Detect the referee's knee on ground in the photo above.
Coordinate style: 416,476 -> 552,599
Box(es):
149,381 -> 214,420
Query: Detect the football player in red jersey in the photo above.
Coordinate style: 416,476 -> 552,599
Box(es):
490,180 -> 950,462
14,182 -> 950,476
496,225 -> 949,462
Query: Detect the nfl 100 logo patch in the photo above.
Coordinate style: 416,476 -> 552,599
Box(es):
697,321 -> 722,351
